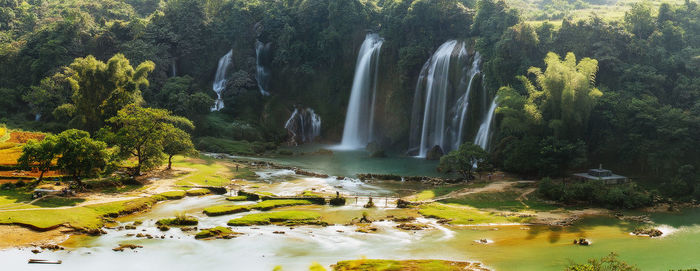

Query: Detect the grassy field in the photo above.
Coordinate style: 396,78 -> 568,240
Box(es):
172,155 -> 256,187
440,190 -> 558,212
0,191 -> 190,231
410,183 -> 488,202
507,0 -> 688,27
418,203 -> 533,225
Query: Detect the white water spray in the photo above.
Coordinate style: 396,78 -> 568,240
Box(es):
338,34 -> 383,150
211,50 -> 233,111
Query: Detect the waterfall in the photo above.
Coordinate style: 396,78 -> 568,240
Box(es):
285,108 -> 322,145
255,40 -> 271,96
171,59 -> 177,77
338,33 -> 383,150
409,41 -> 490,157
474,96 -> 498,150
211,50 -> 233,111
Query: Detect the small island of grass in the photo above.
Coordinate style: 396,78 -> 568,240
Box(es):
227,211 -> 322,226
195,226 -> 241,239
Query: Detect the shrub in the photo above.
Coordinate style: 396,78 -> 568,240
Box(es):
329,197 -> 346,206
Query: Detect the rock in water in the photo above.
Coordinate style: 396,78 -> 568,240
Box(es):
426,145 -> 444,160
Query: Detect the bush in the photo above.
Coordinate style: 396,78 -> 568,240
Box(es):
329,197 -> 346,206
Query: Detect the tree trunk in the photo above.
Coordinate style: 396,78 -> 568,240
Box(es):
38,169 -> 45,182
135,148 -> 142,176
168,155 -> 173,170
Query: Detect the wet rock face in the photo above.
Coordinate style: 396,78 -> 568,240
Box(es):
285,107 -> 321,145
426,145 -> 444,160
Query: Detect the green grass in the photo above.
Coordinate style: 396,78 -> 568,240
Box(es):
156,216 -> 198,226
156,191 -> 187,200
0,189 -> 87,210
227,211 -> 321,226
332,259 -> 476,271
440,190 -> 558,212
195,226 -> 237,239
225,196 -> 248,201
203,205 -> 252,216
171,155 -> 255,187
411,185 -> 470,201
418,203 -> 533,225
203,199 -> 316,216
0,197 -> 158,230
253,199 -> 314,210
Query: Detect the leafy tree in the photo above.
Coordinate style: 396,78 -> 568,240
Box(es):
54,129 -> 109,182
19,129 -> 108,182
60,54 -> 154,132
18,136 -> 58,181
537,137 -> 587,178
162,126 -> 196,170
624,2 -> 656,39
101,104 -> 194,176
438,143 -> 489,180
518,52 -> 602,139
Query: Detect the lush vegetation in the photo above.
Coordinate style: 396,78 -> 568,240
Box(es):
0,0 -> 697,205
565,252 -> 639,271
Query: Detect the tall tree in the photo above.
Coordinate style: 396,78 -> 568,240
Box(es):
60,54 -> 154,132
101,104 -> 194,176
162,126 -> 196,170
54,129 -> 109,182
18,136 -> 58,182
438,143 -> 489,180
518,52 -> 602,139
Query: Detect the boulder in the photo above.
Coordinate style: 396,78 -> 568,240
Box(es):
426,145 -> 444,160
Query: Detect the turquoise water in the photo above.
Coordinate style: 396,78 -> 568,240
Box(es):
253,144 -> 443,177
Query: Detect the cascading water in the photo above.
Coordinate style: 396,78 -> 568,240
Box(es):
409,41 -> 494,157
285,107 -> 322,145
171,58 -> 177,77
255,40 -> 272,96
474,96 -> 498,150
211,50 -> 233,111
338,33 -> 383,150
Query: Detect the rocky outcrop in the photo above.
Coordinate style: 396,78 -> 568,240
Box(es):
426,145 -> 444,160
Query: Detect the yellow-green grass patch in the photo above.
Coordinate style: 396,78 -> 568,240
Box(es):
0,197 -> 158,231
171,155 -> 255,187
185,188 -> 211,196
203,199 -> 315,216
227,211 -> 321,226
418,203 -> 532,225
203,205 -> 251,216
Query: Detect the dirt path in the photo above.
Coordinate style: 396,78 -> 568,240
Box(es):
431,181 -> 516,202
0,225 -> 71,249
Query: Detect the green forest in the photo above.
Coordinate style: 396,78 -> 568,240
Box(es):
1,0 -> 699,203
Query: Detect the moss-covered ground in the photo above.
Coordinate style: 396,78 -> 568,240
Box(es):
227,211 -> 321,226
203,199 -> 315,216
171,155 -> 256,187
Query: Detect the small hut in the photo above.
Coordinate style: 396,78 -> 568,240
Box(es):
572,165 -> 629,185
